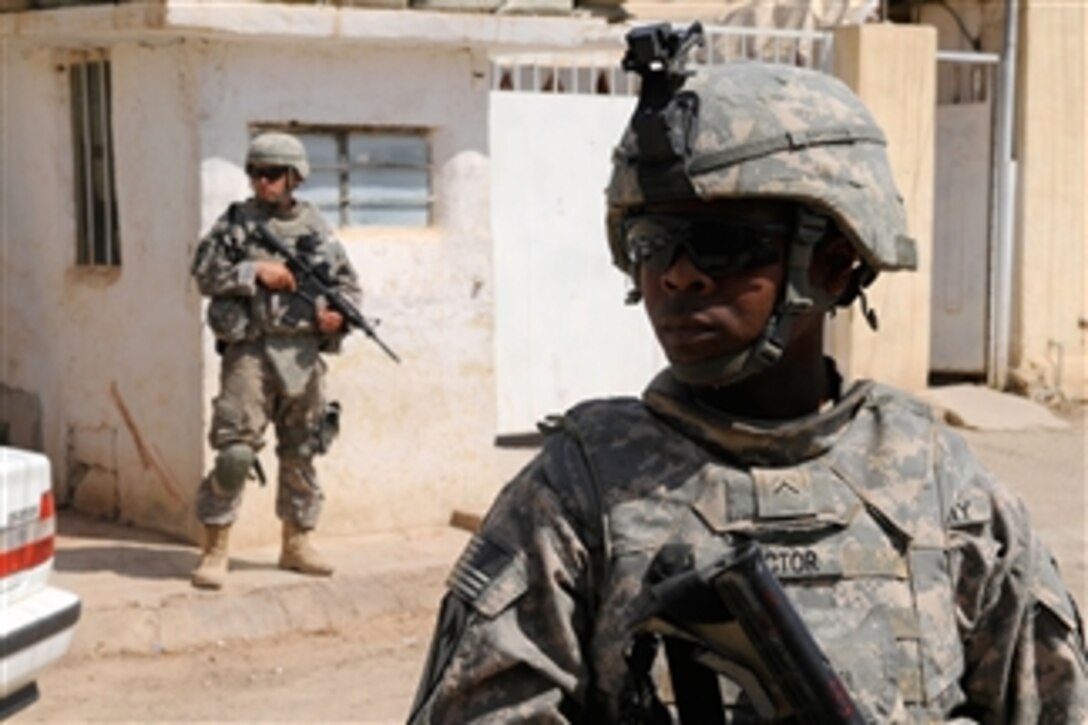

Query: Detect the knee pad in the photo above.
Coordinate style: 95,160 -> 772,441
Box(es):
213,443 -> 255,495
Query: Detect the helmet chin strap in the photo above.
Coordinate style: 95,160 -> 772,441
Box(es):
669,208 -> 835,388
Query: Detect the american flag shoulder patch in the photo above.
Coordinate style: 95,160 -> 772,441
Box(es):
447,534 -> 529,618
448,534 -> 514,603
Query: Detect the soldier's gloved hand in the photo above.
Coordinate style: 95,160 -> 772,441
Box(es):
317,308 -> 345,334
256,261 -> 297,291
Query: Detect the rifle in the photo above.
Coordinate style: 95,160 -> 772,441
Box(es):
631,539 -> 864,724
251,222 -> 401,363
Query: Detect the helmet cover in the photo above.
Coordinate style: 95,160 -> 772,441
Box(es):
246,131 -> 310,181
606,61 -> 917,276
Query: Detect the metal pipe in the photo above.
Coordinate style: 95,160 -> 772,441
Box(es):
936,50 -> 1000,64
988,0 -> 1019,388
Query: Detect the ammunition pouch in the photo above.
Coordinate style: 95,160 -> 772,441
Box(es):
207,297 -> 251,345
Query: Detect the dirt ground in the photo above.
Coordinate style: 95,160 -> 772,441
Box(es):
21,604 -> 432,723
957,404 -> 1086,605
16,405 -> 1086,724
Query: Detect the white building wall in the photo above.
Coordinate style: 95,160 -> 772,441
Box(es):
3,45 -> 73,462
490,91 -> 665,435
3,40 -> 205,537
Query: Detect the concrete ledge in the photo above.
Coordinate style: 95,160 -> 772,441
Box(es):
921,384 -> 1071,432
1,2 -> 623,52
51,515 -> 467,660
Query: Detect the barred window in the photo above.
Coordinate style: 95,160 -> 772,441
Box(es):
260,126 -> 432,229
70,54 -> 120,266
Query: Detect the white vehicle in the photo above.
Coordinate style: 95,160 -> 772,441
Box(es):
0,446 -> 81,719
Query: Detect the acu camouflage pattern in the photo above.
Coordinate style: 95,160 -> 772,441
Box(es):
195,339 -> 329,529
191,199 -> 361,529
192,198 -> 361,351
410,370 -> 1088,723
246,131 -> 311,180
606,62 -> 918,276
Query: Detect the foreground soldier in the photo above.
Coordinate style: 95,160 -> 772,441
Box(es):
189,132 -> 361,589
409,27 -> 1088,724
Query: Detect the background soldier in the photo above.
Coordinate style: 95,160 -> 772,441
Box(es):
409,32 -> 1088,724
189,131 -> 361,590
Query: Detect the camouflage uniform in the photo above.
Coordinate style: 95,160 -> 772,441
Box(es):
191,197 -> 361,529
410,370 -> 1088,723
412,32 -> 1088,723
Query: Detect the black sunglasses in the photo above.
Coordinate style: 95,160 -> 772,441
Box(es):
247,165 -> 289,182
623,214 -> 790,276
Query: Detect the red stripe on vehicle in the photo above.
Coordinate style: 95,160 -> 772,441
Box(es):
0,536 -> 54,577
39,491 -> 55,520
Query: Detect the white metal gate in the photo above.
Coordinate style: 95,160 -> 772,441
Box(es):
490,23 -> 834,95
929,50 -> 1001,376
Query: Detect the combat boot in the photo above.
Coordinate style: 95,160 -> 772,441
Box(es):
279,521 -> 334,576
191,524 -> 231,590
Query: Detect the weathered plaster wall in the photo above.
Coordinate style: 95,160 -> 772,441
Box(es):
828,23 -> 937,392
1015,0 -> 1086,402
2,40 -> 204,539
0,44 -> 64,458
2,46 -> 67,463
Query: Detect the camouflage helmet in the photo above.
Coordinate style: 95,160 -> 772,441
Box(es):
606,60 -> 918,277
246,131 -> 310,181
607,25 -> 917,387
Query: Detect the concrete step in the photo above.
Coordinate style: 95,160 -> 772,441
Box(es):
51,514 -> 468,661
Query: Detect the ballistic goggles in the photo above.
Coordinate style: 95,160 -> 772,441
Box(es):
246,165 -> 290,182
622,214 -> 792,277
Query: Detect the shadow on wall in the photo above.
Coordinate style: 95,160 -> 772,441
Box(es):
0,383 -> 43,451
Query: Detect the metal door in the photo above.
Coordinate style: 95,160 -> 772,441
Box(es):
929,53 -> 999,375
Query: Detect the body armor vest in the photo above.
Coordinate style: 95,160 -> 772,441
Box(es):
547,374 -> 977,721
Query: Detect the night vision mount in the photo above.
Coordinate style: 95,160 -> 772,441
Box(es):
622,22 -> 705,196
622,21 -> 705,99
